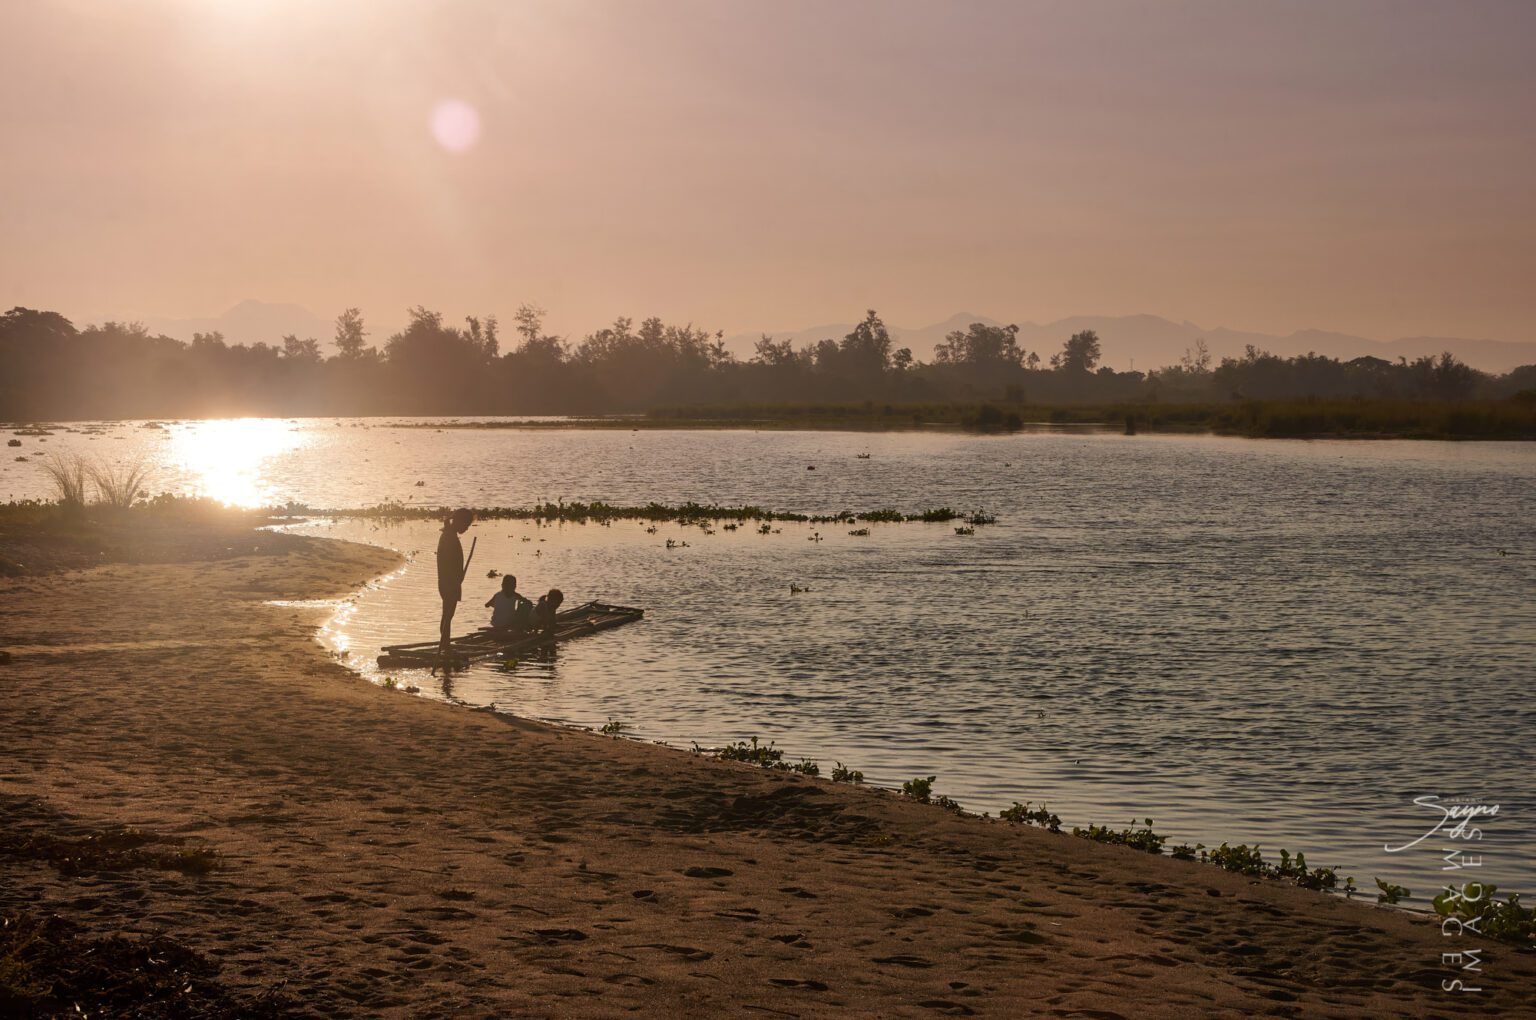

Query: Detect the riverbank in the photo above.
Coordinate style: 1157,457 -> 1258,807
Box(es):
386,396 -> 1536,439
2,517 -> 1531,1017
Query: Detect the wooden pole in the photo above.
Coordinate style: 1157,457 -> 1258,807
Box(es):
460,535 -> 477,583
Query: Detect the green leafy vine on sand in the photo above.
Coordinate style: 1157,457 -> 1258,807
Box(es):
899,776 -> 964,814
831,762 -> 864,784
695,737 -> 819,776
1433,883 -> 1535,945
1073,819 -> 1168,855
999,802 -> 1061,832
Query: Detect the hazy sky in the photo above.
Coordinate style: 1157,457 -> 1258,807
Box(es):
3,0 -> 1533,341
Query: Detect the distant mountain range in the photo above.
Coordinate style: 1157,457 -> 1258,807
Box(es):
82,301 -> 1536,374
726,312 -> 1536,374
105,300 -> 335,351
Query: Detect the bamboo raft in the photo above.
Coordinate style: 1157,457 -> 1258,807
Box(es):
377,601 -> 644,669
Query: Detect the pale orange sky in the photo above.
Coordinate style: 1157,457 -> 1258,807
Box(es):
3,0 -> 1533,341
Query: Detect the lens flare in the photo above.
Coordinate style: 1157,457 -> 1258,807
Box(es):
430,99 -> 481,153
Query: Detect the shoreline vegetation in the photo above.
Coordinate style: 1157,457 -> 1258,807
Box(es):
690,738 -> 1535,939
387,396 -> 1536,440
4,305 -> 1534,440
279,499 -> 998,527
3,502 -> 1534,1014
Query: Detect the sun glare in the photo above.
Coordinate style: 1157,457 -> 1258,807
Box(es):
167,418 -> 305,508
430,98 -> 481,153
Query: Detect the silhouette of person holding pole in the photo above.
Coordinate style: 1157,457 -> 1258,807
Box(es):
437,508 -> 476,663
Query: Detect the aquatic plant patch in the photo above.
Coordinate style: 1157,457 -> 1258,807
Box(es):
274,499 -> 996,528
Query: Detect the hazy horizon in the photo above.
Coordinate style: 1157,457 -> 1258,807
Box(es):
5,1 -> 1535,342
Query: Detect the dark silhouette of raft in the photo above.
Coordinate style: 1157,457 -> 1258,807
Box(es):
377,601 -> 644,669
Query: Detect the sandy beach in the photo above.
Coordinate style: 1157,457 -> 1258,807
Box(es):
2,521 -> 1531,1018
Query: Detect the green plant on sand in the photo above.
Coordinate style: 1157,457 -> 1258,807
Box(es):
1074,818 -> 1168,855
1433,883 -> 1535,945
830,762 -> 864,784
702,737 -> 819,776
999,801 -> 1061,832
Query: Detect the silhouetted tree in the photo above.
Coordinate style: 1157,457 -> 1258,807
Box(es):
1181,338 -> 1212,374
933,322 -> 1025,369
465,315 -> 499,360
839,309 -> 893,376
1,303 -> 1526,420
281,334 -> 322,363
334,307 -> 369,360
1052,330 -> 1102,373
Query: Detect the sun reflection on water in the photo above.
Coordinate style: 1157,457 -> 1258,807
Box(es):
167,418 -> 306,507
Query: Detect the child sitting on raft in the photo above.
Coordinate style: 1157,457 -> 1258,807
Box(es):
485,575 -> 533,633
533,589 -> 564,636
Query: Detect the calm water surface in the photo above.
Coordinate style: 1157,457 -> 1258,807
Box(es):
6,418 -> 1533,896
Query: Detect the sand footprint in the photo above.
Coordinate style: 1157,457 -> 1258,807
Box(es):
872,954 -> 934,968
631,943 -> 714,961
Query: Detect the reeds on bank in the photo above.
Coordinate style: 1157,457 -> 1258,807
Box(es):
37,452 -> 150,511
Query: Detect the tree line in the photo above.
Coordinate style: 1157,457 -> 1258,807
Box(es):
1,305 -> 1531,420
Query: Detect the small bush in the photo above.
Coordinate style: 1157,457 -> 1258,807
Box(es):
831,762 -> 864,784
1432,884 -> 1534,944
709,737 -> 819,775
717,736 -> 783,767
1375,878 -> 1411,905
999,802 -> 1061,832
933,794 -> 964,814
1274,849 -> 1338,891
1204,842 -> 1267,875
901,776 -> 935,803
1074,819 -> 1167,854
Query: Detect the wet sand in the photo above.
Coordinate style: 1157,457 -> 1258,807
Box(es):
1,525 -> 1530,1018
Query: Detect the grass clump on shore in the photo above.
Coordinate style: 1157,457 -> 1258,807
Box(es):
38,452 -> 89,510
36,452 -> 151,511
87,455 -> 151,509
